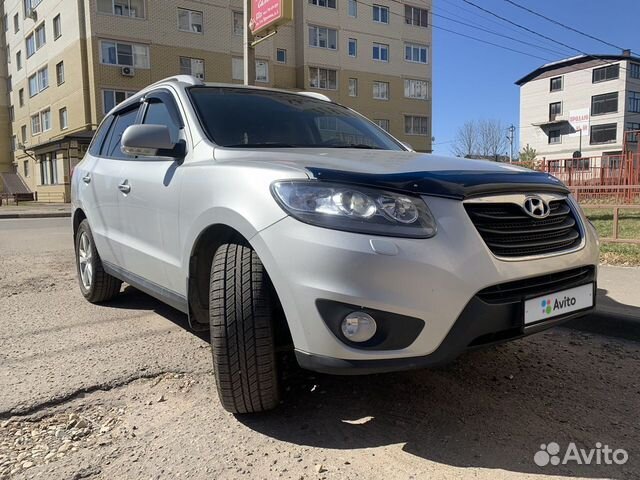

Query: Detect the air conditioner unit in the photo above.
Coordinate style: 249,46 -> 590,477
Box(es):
27,9 -> 37,21
195,73 -> 204,80
121,66 -> 135,77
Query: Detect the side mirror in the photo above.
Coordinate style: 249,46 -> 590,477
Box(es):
121,124 -> 185,159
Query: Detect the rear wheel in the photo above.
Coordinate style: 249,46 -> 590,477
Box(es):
75,220 -> 122,303
209,242 -> 280,413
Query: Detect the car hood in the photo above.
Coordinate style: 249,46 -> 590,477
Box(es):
214,148 -> 569,200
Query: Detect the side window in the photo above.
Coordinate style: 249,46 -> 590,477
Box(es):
143,99 -> 180,144
88,115 -> 114,156
103,107 -> 140,159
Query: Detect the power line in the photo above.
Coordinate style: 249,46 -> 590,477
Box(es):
503,0 -> 637,55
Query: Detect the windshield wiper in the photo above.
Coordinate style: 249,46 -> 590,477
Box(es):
223,142 -> 304,148
329,144 -> 383,149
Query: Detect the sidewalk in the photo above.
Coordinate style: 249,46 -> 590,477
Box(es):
0,202 -> 71,219
569,265 -> 640,341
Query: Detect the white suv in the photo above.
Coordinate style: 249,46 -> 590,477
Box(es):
72,76 -> 599,413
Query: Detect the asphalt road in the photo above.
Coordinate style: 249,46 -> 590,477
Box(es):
1,218 -> 639,480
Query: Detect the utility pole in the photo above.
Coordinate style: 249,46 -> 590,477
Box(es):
507,124 -> 516,163
243,0 -> 256,86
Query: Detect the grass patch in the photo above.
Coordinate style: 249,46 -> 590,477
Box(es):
582,208 -> 640,266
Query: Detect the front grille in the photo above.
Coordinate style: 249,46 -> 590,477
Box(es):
465,199 -> 583,258
477,266 -> 595,304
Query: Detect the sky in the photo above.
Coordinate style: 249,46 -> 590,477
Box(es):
432,0 -> 640,156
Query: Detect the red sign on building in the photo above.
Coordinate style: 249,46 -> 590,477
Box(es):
250,0 -> 293,35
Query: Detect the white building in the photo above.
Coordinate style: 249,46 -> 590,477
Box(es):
517,52 -> 640,166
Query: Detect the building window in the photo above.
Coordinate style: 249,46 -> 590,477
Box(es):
405,115 -> 429,135
103,89 -> 135,114
630,63 -> 640,79
56,61 -> 64,85
374,119 -> 390,132
592,64 -> 619,83
373,5 -> 389,23
97,0 -> 145,18
25,24 -> 45,57
348,0 -> 357,17
625,122 -> 640,142
276,48 -> 287,63
348,38 -> 357,57
308,0 -> 336,9
309,67 -> 337,90
591,92 -> 618,116
308,25 -> 337,50
373,43 -> 389,62
28,67 -> 48,97
100,40 -> 150,68
255,60 -> 269,83
405,5 -> 428,27
180,57 -> 204,79
41,109 -> 51,132
7,76 -> 11,93
16,51 -> 22,70
19,89 -> 24,107
550,76 -> 562,92
11,135 -> 17,152
53,14 -> 61,39
59,107 -> 68,129
178,8 -> 203,33
3,14 -> 6,32
373,81 -> 389,100
20,125 -> 27,143
26,34 -> 35,57
31,113 -> 41,135
232,57 -> 243,81
348,78 -> 358,97
14,13 -> 19,33
567,158 -> 589,170
23,160 -> 29,177
9,106 -> 15,122
39,153 -> 57,185
590,123 -> 617,144
628,91 -> 640,113
405,42 -> 428,63
548,129 -> 561,144
6,46 -> 9,65
549,101 -> 562,120
404,79 -> 429,99
233,11 -> 243,36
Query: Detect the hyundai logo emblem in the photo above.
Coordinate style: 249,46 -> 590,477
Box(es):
523,196 -> 550,219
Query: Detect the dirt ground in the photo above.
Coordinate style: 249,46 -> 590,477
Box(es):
1,218 -> 639,480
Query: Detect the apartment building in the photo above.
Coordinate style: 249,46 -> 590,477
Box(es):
1,0 -> 432,202
517,52 -> 640,165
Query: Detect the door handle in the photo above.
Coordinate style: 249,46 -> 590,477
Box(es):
118,181 -> 131,194
82,173 -> 91,184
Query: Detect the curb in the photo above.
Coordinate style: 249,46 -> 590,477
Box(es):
0,212 -> 71,219
565,308 -> 640,342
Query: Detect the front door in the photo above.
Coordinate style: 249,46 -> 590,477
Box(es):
116,90 -> 187,297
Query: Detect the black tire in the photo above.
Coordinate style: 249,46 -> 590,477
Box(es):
209,242 -> 280,413
75,219 -> 122,303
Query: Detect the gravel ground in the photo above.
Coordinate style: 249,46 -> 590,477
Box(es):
1,218 -> 639,479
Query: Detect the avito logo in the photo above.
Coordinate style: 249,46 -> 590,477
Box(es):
541,295 -> 577,315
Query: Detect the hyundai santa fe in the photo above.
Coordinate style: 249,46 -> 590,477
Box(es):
72,75 -> 599,413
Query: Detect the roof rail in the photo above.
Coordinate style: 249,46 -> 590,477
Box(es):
297,91 -> 332,102
147,75 -> 205,89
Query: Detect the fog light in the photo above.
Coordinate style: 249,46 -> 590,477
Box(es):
341,312 -> 377,343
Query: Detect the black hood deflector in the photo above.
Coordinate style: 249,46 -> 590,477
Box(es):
307,168 -> 570,200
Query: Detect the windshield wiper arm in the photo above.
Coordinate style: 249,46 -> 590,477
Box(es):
223,142 -> 303,148
330,144 -> 383,149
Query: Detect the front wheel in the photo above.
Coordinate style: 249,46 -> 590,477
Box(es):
75,220 -> 122,303
209,242 -> 280,413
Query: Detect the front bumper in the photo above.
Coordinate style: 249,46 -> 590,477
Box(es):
250,195 -> 600,371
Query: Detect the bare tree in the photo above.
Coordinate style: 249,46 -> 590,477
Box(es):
478,119 -> 509,160
452,119 -> 509,161
452,120 -> 478,158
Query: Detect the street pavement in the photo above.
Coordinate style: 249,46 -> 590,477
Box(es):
1,218 -> 639,479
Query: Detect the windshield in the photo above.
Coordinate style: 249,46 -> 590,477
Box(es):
188,86 -> 404,150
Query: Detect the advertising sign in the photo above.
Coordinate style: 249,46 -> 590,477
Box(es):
568,108 -> 590,138
250,0 -> 293,35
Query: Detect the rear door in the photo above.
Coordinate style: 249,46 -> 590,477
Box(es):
116,90 -> 187,296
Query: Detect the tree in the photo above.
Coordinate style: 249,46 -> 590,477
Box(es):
518,144 -> 538,170
452,120 -> 478,158
452,119 -> 508,160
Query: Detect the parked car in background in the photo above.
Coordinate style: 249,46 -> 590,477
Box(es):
72,76 -> 599,413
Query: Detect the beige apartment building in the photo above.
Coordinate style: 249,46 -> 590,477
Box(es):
517,52 -> 640,165
1,0 -> 432,202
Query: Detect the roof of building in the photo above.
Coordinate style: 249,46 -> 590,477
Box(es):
515,53 -> 640,86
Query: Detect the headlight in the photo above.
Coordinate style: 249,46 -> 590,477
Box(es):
271,181 -> 437,238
